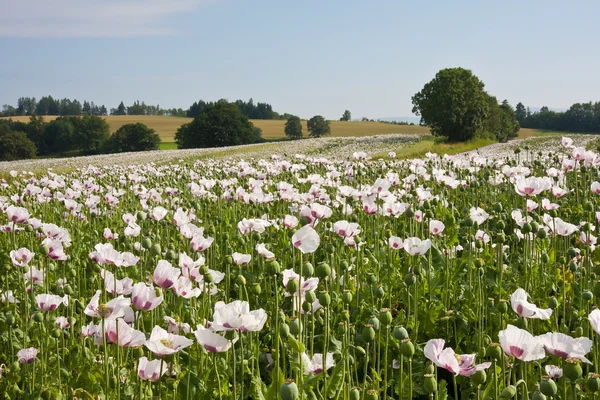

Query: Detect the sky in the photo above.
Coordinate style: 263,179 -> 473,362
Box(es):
0,0 -> 599,120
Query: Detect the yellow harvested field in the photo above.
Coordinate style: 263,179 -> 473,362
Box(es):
2,115 -> 429,142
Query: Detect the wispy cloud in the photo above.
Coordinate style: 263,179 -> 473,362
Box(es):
0,0 -> 213,37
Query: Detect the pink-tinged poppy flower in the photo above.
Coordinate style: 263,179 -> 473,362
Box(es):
89,243 -> 122,266
388,236 -> 403,250
55,316 -> 70,329
291,225 -> 320,254
515,176 -> 550,197
43,239 -> 68,261
6,205 -> 30,223
211,300 -> 267,332
103,319 -> 146,347
429,220 -> 445,236
232,252 -> 251,266
469,207 -> 490,225
151,206 -> 168,221
132,282 -> 164,311
302,352 -> 335,374
152,260 -> 181,289
510,288 -> 552,319
103,228 -> 118,240
284,215 -> 299,229
138,356 -> 168,382
24,266 -> 44,287
537,332 -> 592,363
172,277 -> 201,298
17,347 -> 38,364
333,220 -> 360,238
580,231 -> 597,246
179,252 -> 205,270
403,237 -> 432,256
552,218 -> 578,236
1,222 -> 24,233
10,248 -> 34,267
194,326 -> 231,352
498,324 -> 545,361
542,198 -> 559,211
282,269 -> 319,297
238,218 -> 269,235
35,293 -> 68,312
145,326 -> 193,356
173,208 -> 190,227
256,243 -> 275,259
124,222 -> 141,237
1,290 -> 19,304
545,365 -> 562,379
589,309 -> 600,335
562,136 -> 574,148
527,199 -> 539,212
592,182 -> 600,195
164,316 -> 191,335
424,339 -> 459,374
101,269 -> 133,295
190,234 -> 214,252
84,290 -> 133,321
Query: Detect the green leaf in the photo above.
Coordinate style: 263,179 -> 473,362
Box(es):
266,365 -> 284,400
431,245 -> 446,269
287,335 -> 305,353
325,363 -> 344,399
251,375 -> 267,400
438,379 -> 448,400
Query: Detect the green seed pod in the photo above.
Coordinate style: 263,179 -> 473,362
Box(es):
379,309 -> 392,326
471,370 -> 486,385
302,301 -> 312,313
286,279 -> 299,295
368,317 -> 380,331
588,373 -> 600,393
485,343 -> 502,360
318,292 -> 331,307
141,237 -> 152,249
496,220 -> 505,230
569,261 -> 578,272
574,326 -> 584,337
425,363 -> 435,374
548,296 -> 559,309
349,387 -> 360,400
365,389 -> 379,400
279,323 -> 290,339
6,313 -> 15,326
567,248 -> 578,258
150,244 -> 161,256
203,273 -> 213,283
400,339 -> 415,358
289,318 -> 300,336
393,326 -> 409,341
564,359 -> 583,381
265,260 -> 281,275
340,260 -> 349,270
301,262 -> 314,278
375,286 -> 385,298
406,208 -> 415,218
403,273 -> 416,286
463,217 -> 474,227
424,374 -> 437,393
338,322 -> 347,335
10,361 -> 20,374
532,391 -> 546,400
315,262 -> 331,279
541,253 -> 550,264
166,250 -> 177,260
33,312 -> 44,323
39,244 -> 49,255
342,290 -> 353,304
537,228 -> 547,239
305,290 -> 316,303
522,223 -> 532,234
499,385 -> 517,399
366,273 -> 377,285
539,377 -> 558,396
583,291 -> 594,301
280,380 -> 299,400
497,300 -> 508,313
250,283 -> 261,295
362,325 -> 376,342
494,203 -> 503,213
235,275 -> 246,286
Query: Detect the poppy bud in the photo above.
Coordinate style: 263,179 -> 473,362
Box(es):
583,291 -> 594,301
301,262 -> 314,278
567,248 -> 578,258
286,279 -> 299,295
250,283 -> 261,295
279,323 -> 290,339
574,326 -> 584,337
403,273 -> 416,286
265,260 -> 281,275
280,380 -> 299,400
406,208 -> 415,218
6,313 -> 15,326
342,290 -> 353,304
362,325 -> 375,342
539,377 -> 557,396
302,301 -> 312,312
10,361 -> 20,374
494,203 -> 503,213
400,339 -> 415,358
203,273 -> 213,283
375,286 -> 385,298
338,322 -> 347,335
499,385 -> 517,399
150,244 -> 161,256
325,244 -> 335,254
424,374 -> 437,393
318,292 -> 331,307
33,312 -> 44,322
141,237 -> 152,249
463,217 -> 474,227
564,359 -> 583,381
315,262 -> 331,279
569,261 -> 578,272
498,300 -> 508,313
548,296 -> 559,309
486,343 -> 502,360
366,273 -> 377,285
393,326 -> 409,341
471,370 -> 486,385
541,253 -> 550,264
289,318 -> 300,336
340,260 -> 349,270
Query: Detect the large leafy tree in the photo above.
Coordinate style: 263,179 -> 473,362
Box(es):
340,110 -> 351,121
412,68 -> 490,142
42,118 -> 76,154
72,115 -> 111,154
109,123 -> 161,152
307,115 -> 331,138
175,102 -> 261,149
0,130 -> 37,161
284,116 -> 303,139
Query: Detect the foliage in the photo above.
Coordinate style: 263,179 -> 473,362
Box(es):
340,110 -> 351,121
175,102 -> 262,148
41,118 -> 76,154
187,98 -> 278,119
284,116 -> 303,139
412,68 -> 490,142
307,115 -> 331,138
519,101 -> 600,133
484,96 -> 520,142
0,126 -> 37,161
108,123 -> 161,153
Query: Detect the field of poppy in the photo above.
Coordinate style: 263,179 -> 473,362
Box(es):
2,135 -> 600,399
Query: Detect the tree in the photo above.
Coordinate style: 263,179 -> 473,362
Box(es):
42,118 -> 76,154
0,130 -> 37,161
115,102 -> 127,115
515,102 -> 527,125
284,116 -> 303,139
175,102 -> 261,149
412,68 -> 489,142
307,115 -> 331,138
72,115 -> 111,154
109,123 -> 161,153
340,110 -> 351,121
497,100 -> 520,142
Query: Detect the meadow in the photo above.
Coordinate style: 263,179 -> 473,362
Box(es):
2,134 -> 600,399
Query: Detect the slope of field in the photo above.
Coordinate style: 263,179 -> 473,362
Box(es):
2,115 -> 429,142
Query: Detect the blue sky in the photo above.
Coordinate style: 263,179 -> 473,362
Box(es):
0,0 -> 599,120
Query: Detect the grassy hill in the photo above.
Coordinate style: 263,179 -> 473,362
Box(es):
2,115 -> 430,145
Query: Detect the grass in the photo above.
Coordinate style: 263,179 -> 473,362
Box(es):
159,142 -> 178,150
2,115 -> 429,142
373,136 -> 497,160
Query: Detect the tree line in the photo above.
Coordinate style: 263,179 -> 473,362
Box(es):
515,102 -> 600,133
186,98 -> 290,120
0,116 -> 160,161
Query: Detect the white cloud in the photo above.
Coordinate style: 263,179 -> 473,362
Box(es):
0,0 -> 213,37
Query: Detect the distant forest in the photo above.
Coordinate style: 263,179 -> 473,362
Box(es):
0,96 -> 288,120
516,102 -> 600,133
